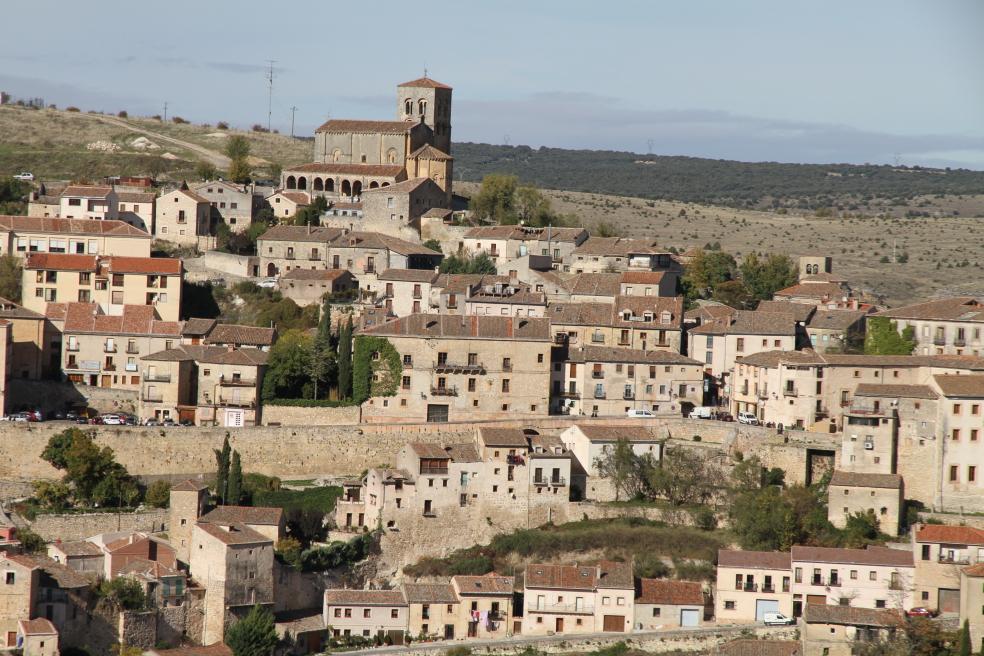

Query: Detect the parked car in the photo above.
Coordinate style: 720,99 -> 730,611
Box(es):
763,612 -> 794,626
738,412 -> 760,425
101,414 -> 124,425
257,278 -> 278,289
626,408 -> 655,418
13,172 -> 34,181
906,607 -> 937,618
716,412 -> 735,422
144,418 -> 160,427
10,412 -> 30,423
689,406 -> 714,420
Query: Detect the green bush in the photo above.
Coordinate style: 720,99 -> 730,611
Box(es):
265,398 -> 357,408
144,480 -> 171,508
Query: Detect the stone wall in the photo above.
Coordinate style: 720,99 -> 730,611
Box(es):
120,610 -> 158,650
419,217 -> 470,255
15,508 -> 167,541
199,250 -> 258,278
263,403 -> 362,426
8,380 -> 138,416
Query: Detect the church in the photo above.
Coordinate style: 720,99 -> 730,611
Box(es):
280,77 -> 454,211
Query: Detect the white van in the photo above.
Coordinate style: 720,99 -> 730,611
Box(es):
738,412 -> 759,425
689,406 -> 713,420
626,409 -> 655,418
763,612 -> 794,626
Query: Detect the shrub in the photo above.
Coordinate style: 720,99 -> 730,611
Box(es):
144,480 -> 171,508
690,506 -> 718,531
66,106 -> 80,112
172,116 -> 188,124
217,121 -> 229,130
99,577 -> 147,610
117,110 -> 128,118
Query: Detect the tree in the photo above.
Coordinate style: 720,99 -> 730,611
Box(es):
226,604 -> 278,656
593,439 -> 643,502
438,252 -> 497,275
422,239 -> 443,253
294,196 -> 328,226
144,480 -> 171,508
958,619 -> 971,656
112,644 -> 143,656
310,298 -> 337,399
40,429 -> 138,507
0,255 -> 23,301
99,577 -> 147,610
33,480 -> 71,510
17,527 -> 45,554
227,451 -> 243,505
229,158 -> 252,184
262,330 -> 314,400
469,174 -> 518,224
710,280 -> 753,309
337,316 -> 353,400
865,317 -> 917,355
225,135 -> 251,162
644,448 -> 719,506
215,434 -> 231,503
0,177 -> 30,215
739,253 -> 798,301
682,250 -> 737,302
594,221 -> 622,238
195,161 -> 218,181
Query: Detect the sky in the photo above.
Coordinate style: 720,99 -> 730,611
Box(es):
2,0 -> 983,168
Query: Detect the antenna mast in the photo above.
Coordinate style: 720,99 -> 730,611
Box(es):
266,60 -> 276,132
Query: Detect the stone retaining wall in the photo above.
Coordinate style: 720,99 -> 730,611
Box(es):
14,508 -> 168,541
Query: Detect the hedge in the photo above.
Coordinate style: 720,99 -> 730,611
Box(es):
265,398 -> 358,408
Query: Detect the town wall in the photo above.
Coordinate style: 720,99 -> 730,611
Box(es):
8,380 -> 138,416
120,610 -> 158,650
12,508 -> 168,541
199,250 -> 258,279
263,404 -> 362,426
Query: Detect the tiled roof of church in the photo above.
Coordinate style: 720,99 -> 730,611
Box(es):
398,77 -> 452,89
315,119 -> 416,134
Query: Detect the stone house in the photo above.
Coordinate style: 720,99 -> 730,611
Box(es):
554,346 -> 704,417
328,231 -> 442,291
278,269 -> 357,307
117,559 -> 187,610
912,524 -> 984,614
403,583 -> 458,640
255,225 -> 343,277
265,190 -> 310,219
731,350 -> 828,428
189,522 -> 274,645
155,188 -> 213,248
405,146 -> 453,206
16,617 -> 59,656
0,553 -> 40,648
801,604 -> 899,656
463,284 -> 546,318
0,298 -> 41,382
0,215 -> 151,260
168,480 -> 210,564
522,561 -> 634,636
198,506 -> 284,545
116,191 -> 155,232
688,311 -> 799,394
772,279 -> 855,307
58,185 -> 119,221
59,303 -> 180,389
714,550 -> 793,624
826,471 -> 903,537
619,270 -> 676,298
429,274 -> 514,315
86,531 -> 177,580
714,640 -> 802,656
358,314 -> 552,423
23,253 -> 182,321
46,542 -> 103,574
633,579 -> 704,630
559,424 -> 662,501
548,296 -> 684,353
874,297 -> 984,357
790,545 -> 914,611
190,181 -> 258,233
959,563 -> 984,652
360,177 -> 448,229
463,226 -> 588,270
283,162 -> 407,200
376,269 -> 439,317
928,374 -> 984,508
12,555 -> 90,652
322,589 -> 407,642
451,574 -> 514,638
805,309 -> 868,354
568,238 -> 678,276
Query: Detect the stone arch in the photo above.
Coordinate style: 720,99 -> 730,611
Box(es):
341,180 -> 352,196
352,181 -> 363,197
386,148 -> 398,164
381,182 -> 390,187
418,99 -> 427,116
266,263 -> 278,277
332,149 -> 342,163
313,178 -> 324,191
404,99 -> 412,116
285,176 -> 296,190
326,178 -> 335,192
297,176 -> 307,190
369,181 -> 379,189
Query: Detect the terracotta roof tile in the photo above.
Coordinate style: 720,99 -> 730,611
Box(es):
452,574 -> 515,595
684,303 -> 737,323
315,119 -> 417,134
171,479 -> 209,492
737,349 -> 825,368
257,224 -> 343,243
361,177 -> 435,194
573,237 -> 668,257
964,563 -> 984,577
149,643 -> 233,656
568,346 -> 700,365
574,424 -> 660,442
63,303 -> 180,336
478,427 -> 529,448
24,253 -> 97,271
61,185 -> 113,198
324,589 -> 407,605
408,144 -> 452,160
200,505 -> 283,526
18,618 -> 57,635
378,268 -> 439,283
181,318 -> 217,337
597,560 -> 634,589
915,524 -> 984,546
828,470 -> 903,490
170,188 -> 210,204
525,563 -> 597,590
0,215 -> 150,237
790,545 -> 913,568
105,256 -> 181,276
612,296 -> 683,328
690,310 -> 796,336
803,604 -> 900,627
569,273 -> 622,297
774,282 -> 849,300
195,522 -> 270,546
359,314 -> 551,341
756,300 -> 815,323
854,383 -> 938,399
402,583 -> 458,604
116,191 -> 156,203
635,578 -> 703,605
332,231 -> 440,257
51,540 -> 103,557
807,309 -> 868,330
933,374 -> 984,398
875,296 -> 984,322
398,77 -> 452,89
287,162 -> 406,177
204,324 -> 276,347
713,640 -> 801,656
717,549 -> 791,571
0,296 -> 44,320
619,271 -> 666,284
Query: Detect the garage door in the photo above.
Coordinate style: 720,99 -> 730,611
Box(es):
755,599 -> 779,622
807,594 -> 827,606
427,404 -> 449,423
940,588 -> 960,614
602,615 -> 625,632
680,608 -> 700,627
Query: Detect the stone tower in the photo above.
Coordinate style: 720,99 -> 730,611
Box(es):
397,76 -> 453,155
168,479 -> 209,563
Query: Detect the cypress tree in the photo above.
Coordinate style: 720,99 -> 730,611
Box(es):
958,618 -> 971,656
214,434 -> 231,503
337,316 -> 353,399
227,450 -> 243,506
317,297 -> 333,347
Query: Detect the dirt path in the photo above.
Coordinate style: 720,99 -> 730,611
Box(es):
90,114 -> 232,169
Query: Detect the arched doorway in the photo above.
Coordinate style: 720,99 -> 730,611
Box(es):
369,181 -> 379,189
352,181 -> 362,197
341,180 -> 351,196
266,263 -> 277,277
326,178 -> 335,192
381,182 -> 390,187
297,177 -> 307,190
313,178 -> 324,191
286,176 -> 296,189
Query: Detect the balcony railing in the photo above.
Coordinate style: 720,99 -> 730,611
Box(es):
103,364 -> 116,371
66,344 -> 80,352
592,371 -> 604,379
623,391 -> 635,400
939,555 -> 970,564
218,398 -> 256,408
143,371 -> 171,383
594,390 -> 606,399
402,361 -> 413,369
933,336 -> 946,346
126,346 -> 140,354
741,583 -> 758,592
889,581 -> 904,591
507,455 -> 525,465
502,362 -> 513,372
534,476 -> 566,487
420,466 -> 449,476
783,387 -> 798,397
558,390 -> 580,399
762,585 -> 775,593
104,345 -> 117,353
527,602 -> 594,615
434,361 -> 485,374
430,386 -> 458,396
363,266 -> 376,274
955,338 -> 967,347
220,375 -> 256,387
591,335 -> 605,344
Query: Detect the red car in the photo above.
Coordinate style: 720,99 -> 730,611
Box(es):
906,607 -> 937,618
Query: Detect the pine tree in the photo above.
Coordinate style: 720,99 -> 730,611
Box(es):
214,434 -> 231,504
958,618 -> 971,656
227,451 -> 243,506
337,316 -> 353,400
225,604 -> 278,656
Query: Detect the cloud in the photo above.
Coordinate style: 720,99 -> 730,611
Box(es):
454,93 -> 984,169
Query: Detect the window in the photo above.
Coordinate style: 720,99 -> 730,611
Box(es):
875,600 -> 886,609
363,609 -> 371,618
736,338 -> 744,352
953,429 -> 961,441
869,571 -> 877,581
970,466 -> 977,483
391,608 -> 398,619
652,608 -> 661,617
724,601 -> 735,610
5,572 -> 13,585
951,465 -> 959,482
502,379 -> 510,393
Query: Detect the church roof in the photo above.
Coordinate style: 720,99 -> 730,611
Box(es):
399,77 -> 452,89
409,144 -> 452,161
314,119 -> 416,134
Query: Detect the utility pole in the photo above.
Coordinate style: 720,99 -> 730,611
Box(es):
647,138 -> 655,155
163,101 -> 168,122
266,60 -> 276,132
289,106 -> 298,138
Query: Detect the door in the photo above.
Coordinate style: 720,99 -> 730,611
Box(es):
602,615 -> 625,632
426,404 -> 449,423
225,409 -> 244,427
680,609 -> 699,627
940,588 -> 961,614
555,617 -> 564,633
755,599 -> 779,622
444,625 -> 454,640
100,375 -> 111,387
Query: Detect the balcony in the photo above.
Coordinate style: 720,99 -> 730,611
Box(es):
104,345 -> 117,353
420,466 -> 449,476
220,375 -> 256,387
507,455 -> 525,465
412,291 -> 422,299
103,364 -> 116,371
433,361 -> 484,374
142,395 -> 164,403
66,344 -> 80,352
402,361 -> 413,369
286,254 -> 296,260
534,476 -> 566,487
527,602 -> 594,615
955,338 -> 967,347
623,391 -> 635,400
783,387 -> 798,397
554,334 -> 570,345
422,510 -> 437,518
126,346 -> 140,354
762,585 -> 775,593
939,555 -> 970,564
617,340 -> 631,346
502,362 -> 513,372
591,371 -> 605,379
594,390 -> 606,399
558,390 -> 580,399
363,266 -> 376,274
590,335 -> 606,344
889,581 -> 905,591
430,385 -> 458,396
933,336 -> 946,346
143,371 -> 171,383
741,583 -> 758,592
218,397 -> 256,408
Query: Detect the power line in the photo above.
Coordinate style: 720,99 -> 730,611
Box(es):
266,60 -> 276,132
